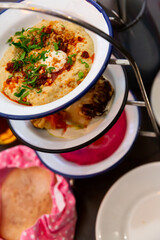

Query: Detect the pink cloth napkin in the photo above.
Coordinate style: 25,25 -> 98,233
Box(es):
0,145 -> 77,240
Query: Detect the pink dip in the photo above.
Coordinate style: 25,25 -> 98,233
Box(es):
61,111 -> 127,165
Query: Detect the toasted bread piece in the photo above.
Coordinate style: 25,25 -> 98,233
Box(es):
0,167 -> 53,240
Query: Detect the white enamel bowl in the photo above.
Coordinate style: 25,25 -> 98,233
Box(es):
9,61 -> 128,153
0,0 -> 113,120
35,92 -> 140,178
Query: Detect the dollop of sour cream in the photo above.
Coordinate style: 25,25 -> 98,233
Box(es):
40,50 -> 67,72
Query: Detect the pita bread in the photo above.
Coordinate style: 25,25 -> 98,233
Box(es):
0,167 -> 52,240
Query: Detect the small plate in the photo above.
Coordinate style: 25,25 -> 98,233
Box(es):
95,162 -> 160,240
0,0 -> 112,120
34,91 -> 139,178
150,71 -> 160,126
9,62 -> 128,153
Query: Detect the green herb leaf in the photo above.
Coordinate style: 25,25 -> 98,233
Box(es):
35,64 -> 47,72
67,54 -> 76,65
14,28 -> 25,36
41,50 -> 49,61
28,44 -> 41,50
78,71 -> 84,80
8,74 -> 13,79
14,88 -> 26,97
37,88 -> 42,93
79,58 -> 89,68
53,42 -> 59,51
24,76 -> 37,85
18,100 -> 30,105
29,26 -> 45,34
17,32 -> 27,40
46,66 -> 55,73
12,38 -> 31,52
20,91 -> 30,101
12,59 -> 23,71
7,37 -> 13,43
40,32 -> 47,48
22,85 -> 33,90
19,52 -> 26,61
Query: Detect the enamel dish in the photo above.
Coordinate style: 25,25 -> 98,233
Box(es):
96,162 -> 160,240
0,0 -> 114,120
36,92 -> 139,178
11,91 -> 140,179
9,61 -> 128,153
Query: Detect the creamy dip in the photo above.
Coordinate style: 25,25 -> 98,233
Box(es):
0,19 -> 94,106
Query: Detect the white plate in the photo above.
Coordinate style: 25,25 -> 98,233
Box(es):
34,91 -> 140,178
0,0 -> 113,119
150,71 -> 160,126
96,162 -> 160,240
9,62 -> 128,153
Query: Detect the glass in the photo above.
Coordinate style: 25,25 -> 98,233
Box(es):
0,117 -> 16,145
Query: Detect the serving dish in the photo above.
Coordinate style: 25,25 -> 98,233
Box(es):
0,0 -> 113,120
150,70 -> 160,126
95,162 -> 160,240
34,91 -> 139,178
9,61 -> 128,153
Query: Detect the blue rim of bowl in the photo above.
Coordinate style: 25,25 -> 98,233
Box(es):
0,0 -> 113,120
8,60 -> 129,153
35,91 -> 141,179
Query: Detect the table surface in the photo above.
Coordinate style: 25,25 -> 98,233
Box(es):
0,0 -> 160,239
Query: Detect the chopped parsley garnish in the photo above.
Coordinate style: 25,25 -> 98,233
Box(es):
10,26 -> 50,53
6,25 -> 60,104
14,28 -> 25,36
40,32 -> 47,48
28,44 -> 42,51
46,66 -> 55,73
6,37 -> 13,43
29,26 -> 45,34
20,91 -> 29,101
41,50 -> 49,61
24,76 -> 37,85
12,59 -> 23,71
14,88 -> 26,97
53,42 -> 59,51
8,74 -> 13,79
12,39 -> 31,52
22,85 -> 33,90
67,54 -> 76,65
24,51 -> 48,64
78,71 -> 84,80
53,40 -> 61,51
37,88 -> 42,93
19,52 -> 26,61
17,32 -> 27,40
18,100 -> 30,105
79,58 -> 89,68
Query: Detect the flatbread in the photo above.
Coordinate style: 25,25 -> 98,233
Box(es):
0,167 -> 53,240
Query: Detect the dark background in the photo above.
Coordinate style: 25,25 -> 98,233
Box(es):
0,0 -> 160,239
